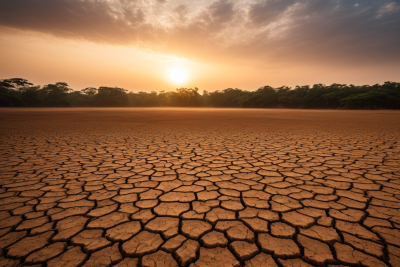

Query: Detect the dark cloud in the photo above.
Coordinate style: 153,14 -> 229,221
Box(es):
0,0 -> 399,67
248,0 -> 296,26
208,0 -> 235,24
174,5 -> 189,21
0,0 -> 159,44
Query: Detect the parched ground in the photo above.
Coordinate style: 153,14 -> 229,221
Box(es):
0,108 -> 400,267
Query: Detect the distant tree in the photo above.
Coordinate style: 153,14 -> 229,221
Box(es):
208,88 -> 251,107
81,87 -> 98,97
0,78 -> 33,92
66,91 -> 89,107
340,91 -> 400,109
21,86 -> 42,107
42,82 -> 72,107
0,78 -> 31,106
0,80 -> 14,90
95,87 -> 128,106
0,77 -> 399,109
156,91 -> 166,106
169,87 -> 201,106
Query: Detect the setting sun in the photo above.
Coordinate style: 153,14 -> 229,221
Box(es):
169,67 -> 188,83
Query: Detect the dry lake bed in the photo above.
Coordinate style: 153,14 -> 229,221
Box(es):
0,108 -> 400,267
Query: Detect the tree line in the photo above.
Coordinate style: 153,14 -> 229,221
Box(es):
1,78 -> 399,109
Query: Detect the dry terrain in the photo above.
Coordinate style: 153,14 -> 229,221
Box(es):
0,108 -> 400,267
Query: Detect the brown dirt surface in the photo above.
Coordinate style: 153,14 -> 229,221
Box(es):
0,107 -> 399,266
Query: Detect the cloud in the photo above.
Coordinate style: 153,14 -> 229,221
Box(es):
376,2 -> 399,17
0,0 -> 147,43
173,5 -> 189,22
0,0 -> 399,68
208,0 -> 235,25
248,0 -> 296,26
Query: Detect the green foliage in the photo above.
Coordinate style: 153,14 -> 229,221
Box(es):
339,91 -> 400,109
95,87 -> 128,106
21,87 -> 42,107
170,87 -> 201,106
41,82 -> 72,107
0,78 -> 33,91
1,78 -> 399,109
0,94 -> 24,107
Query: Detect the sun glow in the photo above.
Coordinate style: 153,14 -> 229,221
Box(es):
169,67 -> 188,83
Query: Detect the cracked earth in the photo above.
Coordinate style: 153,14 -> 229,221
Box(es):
0,108 -> 400,267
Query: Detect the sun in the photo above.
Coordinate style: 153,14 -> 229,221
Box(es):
169,67 -> 188,83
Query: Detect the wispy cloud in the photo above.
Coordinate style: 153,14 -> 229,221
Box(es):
376,2 -> 399,18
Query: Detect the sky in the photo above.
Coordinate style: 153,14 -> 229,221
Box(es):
0,0 -> 399,92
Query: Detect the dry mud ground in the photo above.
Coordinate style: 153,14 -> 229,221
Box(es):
0,108 -> 400,267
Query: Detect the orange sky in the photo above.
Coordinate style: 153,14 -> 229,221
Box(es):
1,0 -> 399,92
